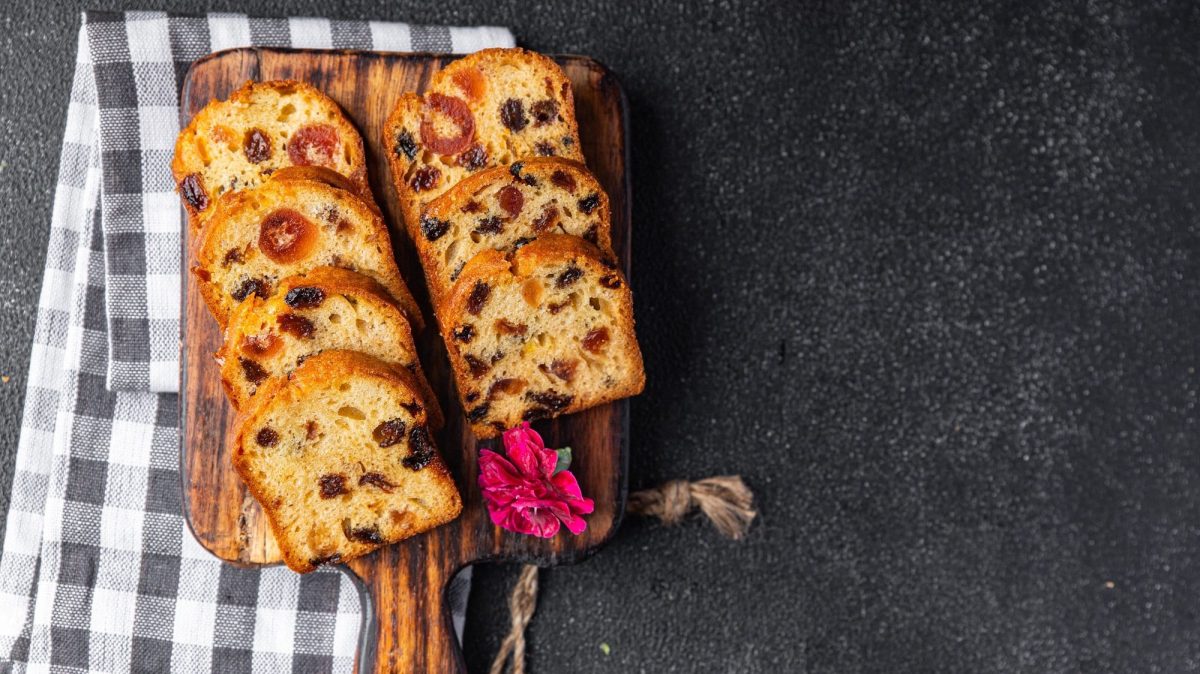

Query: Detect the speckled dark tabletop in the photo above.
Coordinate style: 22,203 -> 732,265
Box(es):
4,1 -> 1200,672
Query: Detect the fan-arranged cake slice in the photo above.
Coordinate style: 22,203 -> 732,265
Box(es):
416,157 -> 614,308
173,80 -> 371,231
193,170 -> 423,330
233,350 -> 462,573
218,266 -> 442,426
441,234 -> 645,438
383,48 -> 584,234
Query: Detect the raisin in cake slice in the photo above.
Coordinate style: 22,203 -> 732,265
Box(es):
441,234 -> 644,438
194,170 -> 423,330
233,350 -> 462,574
384,48 -> 584,235
416,158 -> 613,308
218,266 -> 442,427
174,80 -> 371,231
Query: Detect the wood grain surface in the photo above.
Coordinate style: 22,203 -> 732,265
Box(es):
178,48 -> 631,673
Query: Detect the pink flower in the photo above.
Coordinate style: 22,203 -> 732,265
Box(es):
478,423 -> 594,538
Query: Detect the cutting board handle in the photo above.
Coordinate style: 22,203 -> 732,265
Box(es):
348,544 -> 465,673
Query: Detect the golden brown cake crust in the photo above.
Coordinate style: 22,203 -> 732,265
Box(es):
173,80 -> 371,232
193,171 -> 423,330
383,48 -> 584,237
440,234 -> 645,437
233,350 -> 462,573
415,157 -> 614,309
217,266 -> 442,427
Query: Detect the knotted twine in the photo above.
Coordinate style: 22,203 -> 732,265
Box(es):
488,476 -> 757,674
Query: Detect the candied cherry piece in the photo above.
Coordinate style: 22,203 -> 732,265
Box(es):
420,93 -> 475,156
497,186 -> 524,218
258,209 -> 317,263
287,124 -> 340,167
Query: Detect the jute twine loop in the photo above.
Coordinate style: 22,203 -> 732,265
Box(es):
488,564 -> 539,674
489,476 -> 756,673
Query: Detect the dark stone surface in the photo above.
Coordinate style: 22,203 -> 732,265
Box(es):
4,0 -> 1200,671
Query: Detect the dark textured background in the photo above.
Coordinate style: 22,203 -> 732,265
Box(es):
3,1 -> 1200,671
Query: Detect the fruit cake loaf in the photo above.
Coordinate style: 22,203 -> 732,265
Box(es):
415,157 -> 614,307
218,266 -> 441,427
193,171 -> 423,330
383,48 -> 584,234
441,234 -> 644,438
173,80 -> 370,231
233,350 -> 462,574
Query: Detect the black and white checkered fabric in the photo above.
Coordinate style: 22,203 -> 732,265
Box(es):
0,11 -> 511,672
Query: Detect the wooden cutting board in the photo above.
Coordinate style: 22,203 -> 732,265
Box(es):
179,48 -> 630,673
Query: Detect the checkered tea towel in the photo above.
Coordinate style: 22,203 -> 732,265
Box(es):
0,11 -> 512,673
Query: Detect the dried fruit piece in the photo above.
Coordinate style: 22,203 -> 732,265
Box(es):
222,248 -> 244,267
394,130 -> 418,160
400,401 -> 423,416
497,186 -> 524,218
526,390 -> 573,412
548,358 -> 579,382
259,209 -> 317,263
474,216 -> 504,236
309,553 -> 342,567
359,472 -> 396,493
255,427 -> 279,447
534,142 -> 555,157
453,324 -> 476,342
373,418 -> 407,447
582,327 -> 610,353
599,274 -> 623,289
531,99 -> 559,125
239,357 -> 268,385
467,403 -> 490,422
410,166 -> 441,192
465,355 -> 490,378
452,67 -> 486,102
467,281 -> 490,315
532,205 -> 559,233
305,420 -> 320,440
495,319 -> 528,336
458,144 -> 488,171
578,193 -> 600,214
284,286 -> 326,309
277,313 -> 315,339
243,128 -> 272,163
231,277 -> 269,302
319,473 -> 349,499
461,200 -> 483,214
550,170 -> 577,194
403,426 -> 435,470
488,378 -> 526,398
499,98 -> 528,131
420,93 -> 475,156
241,333 -> 280,358
287,124 -> 339,167
344,523 -> 384,544
556,265 -> 583,288
583,224 -> 599,245
180,173 -> 208,212
421,216 -> 450,241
